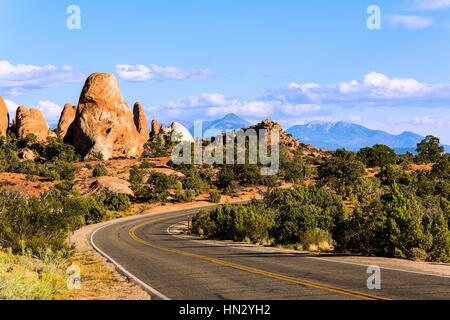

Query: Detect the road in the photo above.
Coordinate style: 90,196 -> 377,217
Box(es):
91,206 -> 450,300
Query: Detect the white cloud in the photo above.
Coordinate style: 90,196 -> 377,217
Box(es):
3,99 -> 19,115
412,0 -> 450,10
33,101 -> 62,122
389,15 -> 434,29
116,64 -> 213,82
348,115 -> 362,122
0,61 -> 84,96
273,71 -> 450,108
165,92 -> 322,119
2,99 -> 62,124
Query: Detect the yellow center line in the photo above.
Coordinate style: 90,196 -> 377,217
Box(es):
129,213 -> 391,301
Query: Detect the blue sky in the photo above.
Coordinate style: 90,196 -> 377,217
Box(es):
0,0 -> 449,143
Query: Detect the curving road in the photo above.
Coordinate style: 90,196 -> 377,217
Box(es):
91,206 -> 450,300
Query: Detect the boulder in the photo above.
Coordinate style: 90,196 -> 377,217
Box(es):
151,119 -> 160,137
89,176 -> 134,196
57,103 -> 77,140
251,119 -> 300,149
0,96 -> 9,137
133,102 -> 150,142
167,122 -> 195,143
14,106 -> 51,141
18,148 -> 35,161
71,73 -> 145,160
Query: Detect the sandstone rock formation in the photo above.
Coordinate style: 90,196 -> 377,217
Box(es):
18,148 -> 35,161
167,122 -> 195,143
14,106 -> 52,141
57,103 -> 77,140
71,73 -> 145,160
151,120 -> 160,137
251,119 -> 300,149
133,102 -> 150,142
89,176 -> 134,196
0,96 -> 9,137
160,124 -> 167,132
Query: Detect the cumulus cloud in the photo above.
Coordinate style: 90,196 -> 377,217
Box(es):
0,60 -> 84,96
270,71 -> 450,108
411,0 -> 450,10
2,99 -> 62,125
33,101 -> 63,122
389,15 -> 434,29
116,64 -> 213,82
166,92 -> 321,119
348,115 -> 362,122
3,99 -> 19,116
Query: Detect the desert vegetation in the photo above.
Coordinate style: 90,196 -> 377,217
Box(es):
191,136 -> 449,262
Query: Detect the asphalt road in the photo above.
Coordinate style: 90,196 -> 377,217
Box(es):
91,206 -> 450,300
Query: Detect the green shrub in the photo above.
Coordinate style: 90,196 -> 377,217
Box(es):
209,189 -> 221,203
358,144 -> 398,168
92,164 -> 108,177
174,189 -> 195,203
191,203 -> 272,243
129,165 -> 146,185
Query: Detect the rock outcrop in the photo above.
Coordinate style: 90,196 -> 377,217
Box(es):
14,106 -> 52,141
57,103 -> 77,140
160,124 -> 166,132
89,176 -> 134,196
0,96 -> 9,137
251,119 -> 300,149
167,122 -> 195,143
71,73 -> 145,160
151,120 -> 159,137
18,148 -> 35,161
133,102 -> 150,142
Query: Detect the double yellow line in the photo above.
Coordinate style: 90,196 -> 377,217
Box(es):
129,213 -> 391,301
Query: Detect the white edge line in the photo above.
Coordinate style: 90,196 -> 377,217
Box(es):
88,201 -> 250,301
90,223 -> 171,300
167,222 -> 450,279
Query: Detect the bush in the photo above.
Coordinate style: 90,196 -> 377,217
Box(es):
129,165 -> 146,185
209,189 -> 221,203
358,144 -> 398,168
182,168 -> 209,195
318,149 -> 366,195
92,164 -> 108,177
191,203 -> 272,243
416,135 -> 444,163
174,189 -> 195,203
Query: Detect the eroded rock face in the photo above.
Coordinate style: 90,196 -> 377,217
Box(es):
0,96 -> 9,137
133,102 -> 150,142
71,73 -> 145,160
151,120 -> 160,137
251,119 -> 300,149
168,122 -> 195,143
57,103 -> 77,140
15,106 -> 51,141
18,148 -> 35,161
89,176 -> 134,196
160,124 -> 166,132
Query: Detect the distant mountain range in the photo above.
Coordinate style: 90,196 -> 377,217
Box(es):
189,113 -> 251,138
165,113 -> 447,154
286,121 -> 449,154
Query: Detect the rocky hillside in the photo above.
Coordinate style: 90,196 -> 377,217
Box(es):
0,72 -> 196,161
